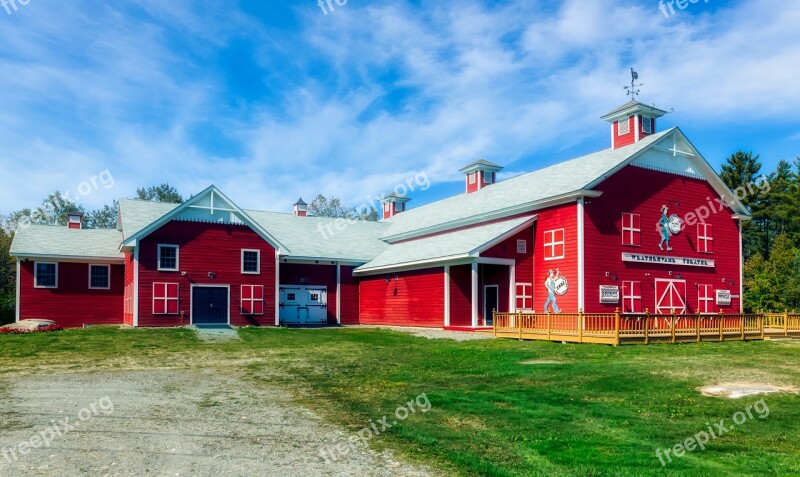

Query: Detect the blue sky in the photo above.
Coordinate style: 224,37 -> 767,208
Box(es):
0,0 -> 798,215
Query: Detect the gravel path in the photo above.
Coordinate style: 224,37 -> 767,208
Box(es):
0,370 -> 435,477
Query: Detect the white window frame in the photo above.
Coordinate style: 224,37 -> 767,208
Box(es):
698,284 -> 715,314
621,212 -> 641,246
622,281 -> 642,314
241,249 -> 261,275
88,264 -> 111,290
34,262 -> 58,289
617,117 -> 631,135
468,172 -> 476,185
698,224 -> 713,253
241,285 -> 265,316
516,239 -> 527,254
642,116 -> 652,134
484,172 -> 494,184
543,229 -> 565,261
157,244 -> 180,271
516,283 -> 533,310
153,282 -> 179,315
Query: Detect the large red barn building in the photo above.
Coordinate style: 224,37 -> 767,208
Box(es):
10,101 -> 751,328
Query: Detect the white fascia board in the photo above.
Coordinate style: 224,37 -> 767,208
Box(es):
353,255 -> 473,276
13,254 -> 125,264
381,191 -> 601,243
470,216 -> 538,256
279,257 -> 368,267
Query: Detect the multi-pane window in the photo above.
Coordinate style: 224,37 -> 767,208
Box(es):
89,264 -> 110,289
617,117 -> 630,135
241,249 -> 260,274
158,245 -> 179,271
642,116 -> 652,134
622,281 -> 642,314
515,283 -> 533,310
621,213 -> 641,246
543,229 -> 565,260
241,285 -> 264,315
153,283 -> 179,315
698,224 -> 713,253
698,284 -> 715,314
34,262 -> 57,288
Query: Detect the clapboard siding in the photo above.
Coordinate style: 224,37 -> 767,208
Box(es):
448,264 -> 472,326
533,204 -> 580,313
340,266 -> 360,324
359,267 -> 444,327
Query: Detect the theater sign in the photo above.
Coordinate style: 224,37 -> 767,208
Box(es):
621,253 -> 715,268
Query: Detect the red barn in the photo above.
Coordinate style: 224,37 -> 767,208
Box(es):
10,100 -> 750,328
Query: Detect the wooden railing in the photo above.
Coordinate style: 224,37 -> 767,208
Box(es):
493,309 -> 799,345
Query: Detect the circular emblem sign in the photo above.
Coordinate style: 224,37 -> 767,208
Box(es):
554,276 -> 569,296
668,214 -> 683,235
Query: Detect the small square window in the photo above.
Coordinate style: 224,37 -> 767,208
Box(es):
310,293 -> 320,302
89,264 -> 110,289
642,116 -> 652,134
242,250 -> 260,274
35,262 -> 57,288
516,239 -> 527,254
158,245 -> 179,271
543,229 -> 565,260
617,117 -> 631,135
287,293 -> 296,301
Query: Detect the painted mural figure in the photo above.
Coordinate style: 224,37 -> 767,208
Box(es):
544,269 -> 562,313
658,205 -> 673,251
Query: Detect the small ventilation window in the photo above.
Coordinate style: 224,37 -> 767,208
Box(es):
617,118 -> 630,136
642,117 -> 652,134
516,240 -> 527,254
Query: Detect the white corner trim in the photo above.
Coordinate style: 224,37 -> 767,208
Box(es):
577,198 -> 585,311
634,114 -> 640,143
133,247 -> 140,327
739,222 -> 744,313
15,260 -> 20,322
274,251 -> 280,326
471,261 -> 479,328
444,265 -> 450,327
509,263 -> 516,313
336,264 -> 342,325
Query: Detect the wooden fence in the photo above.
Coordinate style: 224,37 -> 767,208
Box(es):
493,309 -> 800,345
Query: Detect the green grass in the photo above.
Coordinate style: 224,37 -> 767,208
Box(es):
2,327 -> 799,476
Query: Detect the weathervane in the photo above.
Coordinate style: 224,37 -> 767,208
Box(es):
623,67 -> 643,99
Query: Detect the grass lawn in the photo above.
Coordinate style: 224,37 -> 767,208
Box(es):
1,327 -> 799,476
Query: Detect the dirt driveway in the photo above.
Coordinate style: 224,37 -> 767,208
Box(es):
0,369 -> 434,477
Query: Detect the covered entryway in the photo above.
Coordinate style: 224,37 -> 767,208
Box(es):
279,285 -> 328,324
191,286 -> 229,325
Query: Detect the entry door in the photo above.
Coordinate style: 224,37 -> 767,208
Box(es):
655,279 -> 686,315
484,285 -> 499,326
279,287 -> 302,324
192,287 -> 229,325
279,286 -> 328,324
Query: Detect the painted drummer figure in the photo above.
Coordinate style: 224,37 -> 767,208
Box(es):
544,269 -> 562,313
658,205 -> 673,252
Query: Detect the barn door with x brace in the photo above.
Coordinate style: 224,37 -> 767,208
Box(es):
655,279 -> 687,315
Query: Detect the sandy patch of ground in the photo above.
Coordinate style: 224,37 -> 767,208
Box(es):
353,326 -> 494,342
699,382 -> 800,399
0,370 -> 435,477
518,359 -> 565,365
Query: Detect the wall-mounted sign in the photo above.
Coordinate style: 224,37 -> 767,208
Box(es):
716,290 -> 732,306
599,285 -> 620,304
621,252 -> 715,268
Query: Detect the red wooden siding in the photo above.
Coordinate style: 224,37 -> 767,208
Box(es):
359,267 -> 444,327
339,266 -> 360,324
481,225 -> 535,314
280,263 -> 338,325
448,264 -> 472,326
583,166 -> 741,314
533,204 -> 580,313
19,261 -> 124,327
613,116 -> 636,149
136,221 -> 276,327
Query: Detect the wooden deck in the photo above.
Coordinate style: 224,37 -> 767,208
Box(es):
492,310 -> 800,345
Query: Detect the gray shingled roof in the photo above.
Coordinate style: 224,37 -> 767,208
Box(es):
356,215 -> 533,273
10,225 -> 124,259
382,129 -> 674,240
245,210 -> 390,262
118,199 -> 180,240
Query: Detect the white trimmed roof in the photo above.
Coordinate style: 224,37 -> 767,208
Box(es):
10,225 -> 124,260
355,215 -> 534,274
119,199 -> 179,240
245,210 -> 390,262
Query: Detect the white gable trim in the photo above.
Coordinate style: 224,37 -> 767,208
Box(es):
120,186 -> 289,254
471,216 -> 538,256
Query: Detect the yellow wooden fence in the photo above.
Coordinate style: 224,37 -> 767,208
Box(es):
493,309 -> 800,346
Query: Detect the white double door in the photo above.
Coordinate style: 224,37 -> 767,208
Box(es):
279,285 -> 328,324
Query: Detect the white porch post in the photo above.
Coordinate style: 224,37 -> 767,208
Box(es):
444,265 -> 451,327
509,263 -> 516,313
133,247 -> 140,327
471,261 -> 479,328
274,252 -> 281,326
336,264 -> 342,324
15,259 -> 21,323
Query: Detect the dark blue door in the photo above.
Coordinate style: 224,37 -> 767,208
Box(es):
192,287 -> 228,325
